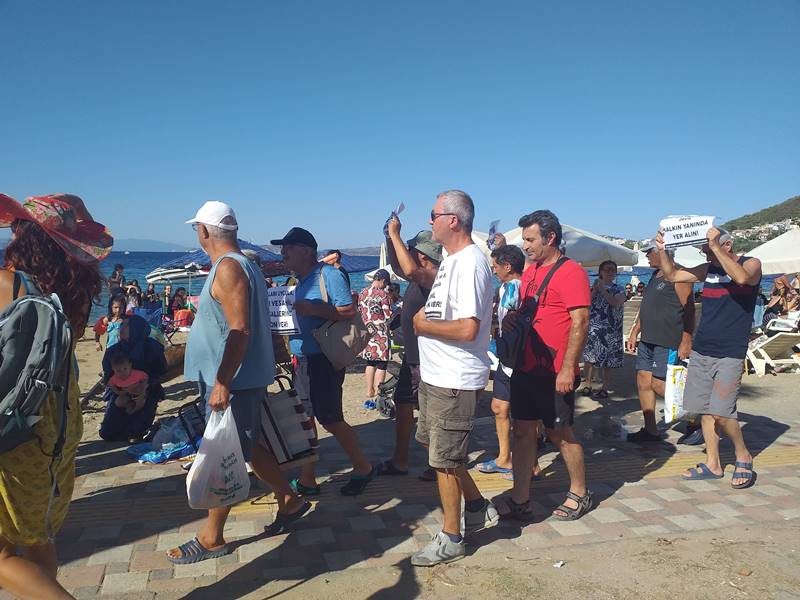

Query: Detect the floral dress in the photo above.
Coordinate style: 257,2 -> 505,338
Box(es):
583,282 -> 625,368
358,286 -> 392,361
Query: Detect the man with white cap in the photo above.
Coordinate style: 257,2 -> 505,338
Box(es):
625,240 -> 695,443
167,202 -> 309,565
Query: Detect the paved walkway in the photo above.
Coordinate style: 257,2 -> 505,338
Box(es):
4,376 -> 800,600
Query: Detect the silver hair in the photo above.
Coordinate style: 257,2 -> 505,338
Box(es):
207,216 -> 238,241
437,189 -> 474,232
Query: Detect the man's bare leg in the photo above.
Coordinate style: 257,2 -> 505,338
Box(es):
323,421 -> 372,475
167,506 -> 230,560
716,416 -> 752,486
511,420 -> 538,504
437,469 -> 463,536
364,365 -> 376,398
636,370 -> 658,434
492,398 -> 513,469
547,426 -> 587,516
250,444 -> 306,514
390,403 -> 414,471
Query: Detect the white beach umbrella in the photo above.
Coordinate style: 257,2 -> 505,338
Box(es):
495,225 -> 639,268
749,228 -> 800,275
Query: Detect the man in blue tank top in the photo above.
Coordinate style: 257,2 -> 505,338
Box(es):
168,202 -> 310,565
656,227 -> 761,490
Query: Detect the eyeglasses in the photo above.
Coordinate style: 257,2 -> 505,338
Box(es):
191,224 -> 199,231
430,211 -> 456,221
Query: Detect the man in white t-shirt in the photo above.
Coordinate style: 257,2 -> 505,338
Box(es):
410,189 -> 498,566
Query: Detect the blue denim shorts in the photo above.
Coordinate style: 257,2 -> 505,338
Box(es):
635,342 -> 676,380
200,381 -> 263,462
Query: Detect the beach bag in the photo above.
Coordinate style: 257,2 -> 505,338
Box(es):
664,353 -> 689,423
312,266 -> 372,370
0,272 -> 73,453
258,376 -> 317,471
186,407 -> 250,509
496,257 -> 567,369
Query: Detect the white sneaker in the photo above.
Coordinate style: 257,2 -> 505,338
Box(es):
463,499 -> 500,535
410,532 -> 465,567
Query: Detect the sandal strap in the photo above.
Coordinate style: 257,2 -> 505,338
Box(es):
176,537 -> 206,558
565,491 -> 586,503
734,461 -> 753,470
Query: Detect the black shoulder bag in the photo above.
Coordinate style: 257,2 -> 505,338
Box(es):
495,257 -> 568,370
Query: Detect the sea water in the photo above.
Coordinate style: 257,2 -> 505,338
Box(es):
92,251 -> 672,323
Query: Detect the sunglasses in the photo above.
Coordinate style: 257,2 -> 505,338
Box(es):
430,211 -> 456,221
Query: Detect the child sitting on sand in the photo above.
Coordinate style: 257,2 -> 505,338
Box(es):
94,295 -> 127,351
107,346 -> 149,415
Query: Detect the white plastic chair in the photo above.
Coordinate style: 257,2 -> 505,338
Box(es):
746,332 -> 800,376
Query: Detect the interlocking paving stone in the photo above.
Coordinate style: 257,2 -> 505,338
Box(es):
754,484 -> 792,497
696,502 -> 743,518
588,507 -> 632,523
324,549 -> 365,571
378,536 -> 420,554
630,525 -> 671,536
79,525 -> 123,540
652,488 -> 690,502
348,515 -> 386,531
776,476 -> 800,488
619,497 -> 662,512
173,560 -> 217,578
101,572 -> 149,595
547,519 -> 594,536
87,544 -> 134,565
296,526 -> 336,546
57,565 -> 106,589
664,514 -> 713,531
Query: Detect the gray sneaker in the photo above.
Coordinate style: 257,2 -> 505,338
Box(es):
410,532 -> 465,567
463,499 -> 500,535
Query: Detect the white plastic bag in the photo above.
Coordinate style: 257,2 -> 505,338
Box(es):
663,363 -> 689,423
186,407 -> 250,509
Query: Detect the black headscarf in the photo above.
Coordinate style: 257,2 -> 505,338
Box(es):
102,315 -> 167,382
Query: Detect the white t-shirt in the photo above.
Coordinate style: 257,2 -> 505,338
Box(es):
418,244 -> 494,390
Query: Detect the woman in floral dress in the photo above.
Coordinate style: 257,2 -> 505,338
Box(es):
582,260 -> 627,398
358,269 -> 392,408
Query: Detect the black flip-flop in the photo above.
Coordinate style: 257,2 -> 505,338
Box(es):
376,460 -> 408,476
264,501 -> 312,536
340,466 -> 376,496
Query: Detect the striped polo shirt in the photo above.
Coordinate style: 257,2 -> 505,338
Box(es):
693,256 -> 759,360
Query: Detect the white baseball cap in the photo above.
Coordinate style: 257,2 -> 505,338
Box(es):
186,201 -> 238,230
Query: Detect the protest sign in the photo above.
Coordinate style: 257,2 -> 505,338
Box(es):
659,215 -> 716,248
268,286 -> 300,334
382,202 -> 406,237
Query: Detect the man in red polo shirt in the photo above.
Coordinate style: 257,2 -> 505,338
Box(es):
499,210 -> 593,521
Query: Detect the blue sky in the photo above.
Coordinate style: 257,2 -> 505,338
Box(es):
1,1 -> 798,248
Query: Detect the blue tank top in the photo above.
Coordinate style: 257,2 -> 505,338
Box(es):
184,252 -> 276,390
107,320 -> 123,348
693,256 -> 759,360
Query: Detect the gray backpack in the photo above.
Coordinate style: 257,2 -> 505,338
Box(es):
0,272 -> 73,454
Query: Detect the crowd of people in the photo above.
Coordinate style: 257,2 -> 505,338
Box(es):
0,188 -> 780,596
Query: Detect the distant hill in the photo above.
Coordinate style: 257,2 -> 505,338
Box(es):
722,195 -> 800,230
113,239 -> 191,252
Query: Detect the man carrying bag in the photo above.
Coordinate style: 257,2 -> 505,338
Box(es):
271,227 -> 375,496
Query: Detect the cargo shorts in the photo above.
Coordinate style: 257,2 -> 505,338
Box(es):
415,381 -> 479,469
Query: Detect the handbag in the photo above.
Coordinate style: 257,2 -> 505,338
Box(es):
312,266 -> 373,370
496,257 -> 568,369
259,375 -> 318,471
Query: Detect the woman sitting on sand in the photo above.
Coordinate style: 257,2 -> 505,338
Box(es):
0,192 -> 110,599
99,315 -> 167,442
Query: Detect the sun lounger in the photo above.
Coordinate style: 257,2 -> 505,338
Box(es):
746,332 -> 800,376
765,311 -> 800,335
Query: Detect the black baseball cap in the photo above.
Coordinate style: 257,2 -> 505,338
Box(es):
270,227 -> 318,251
